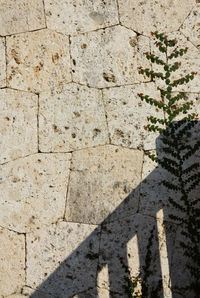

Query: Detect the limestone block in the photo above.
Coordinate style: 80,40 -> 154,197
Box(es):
65,145 -> 143,224
170,225 -> 198,297
0,0 -> 45,36
22,286 -> 55,297
72,288 -> 109,298
44,0 -> 119,35
139,152 -> 180,221
39,83 -> 109,152
0,227 -> 25,296
5,296 -> 25,298
118,0 -> 195,36
98,214 -> 175,297
70,25 -> 150,88
26,222 -> 100,297
0,37 -> 6,88
0,89 -> 38,164
0,153 -> 71,233
151,32 -> 200,92
5,295 -> 27,298
103,83 -> 163,150
7,29 -> 71,93
180,4 -> 200,50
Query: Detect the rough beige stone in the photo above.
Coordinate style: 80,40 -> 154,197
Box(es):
98,213 -> 175,297
39,83 -> 109,152
139,152 -> 178,221
118,0 -> 195,36
22,286 -> 55,297
103,83 -> 163,150
97,288 -> 110,298
7,29 -> 71,93
180,4 -> 200,50
0,37 -> 6,88
44,0 -> 119,35
65,145 -> 143,224
0,153 -> 71,233
0,227 -> 25,296
151,32 -> 200,93
0,0 -> 45,36
170,225 -> 197,297
0,89 -> 38,164
5,295 -> 27,298
71,288 -> 109,297
26,221 -> 100,297
71,25 -> 150,87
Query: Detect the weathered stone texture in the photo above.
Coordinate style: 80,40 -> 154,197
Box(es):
103,83 -> 163,150
180,4 -> 200,50
170,225 -> 197,297
21,286 -> 55,297
26,222 -> 100,297
98,213 -> 174,297
65,145 -> 143,224
44,0 -> 119,35
0,154 -> 71,233
71,25 -> 150,87
118,0 -> 195,36
39,83 -> 109,152
0,37 -> 6,88
0,227 -> 25,296
0,89 -> 38,164
139,152 -> 178,221
7,29 -> 71,93
0,1 -> 199,297
0,0 -> 45,36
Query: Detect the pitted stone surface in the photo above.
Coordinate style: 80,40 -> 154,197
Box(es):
0,154 -> 71,233
98,213 -> 174,297
0,89 -> 38,164
26,222 -> 100,297
139,152 -> 175,221
180,4 -> 200,50
118,0 -> 195,36
72,288 -> 109,297
70,25 -> 150,87
44,0 -> 119,35
170,225 -> 197,297
0,227 -> 25,296
0,0 -> 45,36
65,145 -> 143,224
151,32 -> 200,93
7,29 -> 71,93
0,37 -> 6,88
39,83 -> 109,152
1,1 -> 200,297
103,83 -> 163,150
22,286 -> 55,297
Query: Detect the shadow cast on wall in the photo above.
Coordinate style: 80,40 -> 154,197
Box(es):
30,121 -> 200,298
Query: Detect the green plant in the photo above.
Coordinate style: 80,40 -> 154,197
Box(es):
133,31 -> 200,297
128,227 -> 162,298
127,274 -> 142,298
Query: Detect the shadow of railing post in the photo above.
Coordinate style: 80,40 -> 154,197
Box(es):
30,120 -> 200,298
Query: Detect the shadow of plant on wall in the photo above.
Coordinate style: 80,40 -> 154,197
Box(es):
29,33 -> 200,297
29,119 -> 200,298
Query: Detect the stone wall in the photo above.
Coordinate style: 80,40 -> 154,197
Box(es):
0,1 -> 199,297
